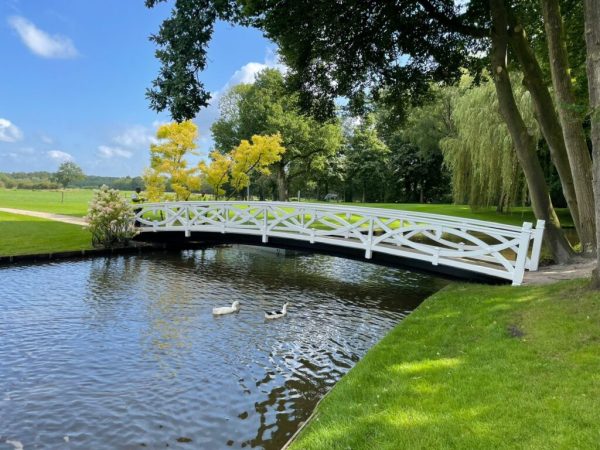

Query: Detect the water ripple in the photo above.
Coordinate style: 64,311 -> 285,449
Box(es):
0,245 -> 445,449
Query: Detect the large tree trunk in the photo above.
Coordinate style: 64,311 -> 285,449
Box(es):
490,0 -> 573,264
584,0 -> 600,287
275,162 -> 288,201
508,21 -> 583,244
542,0 -> 596,255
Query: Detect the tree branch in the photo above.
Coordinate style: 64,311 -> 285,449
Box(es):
416,0 -> 488,38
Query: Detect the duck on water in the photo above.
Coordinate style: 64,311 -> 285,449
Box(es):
265,303 -> 289,320
212,301 -> 241,315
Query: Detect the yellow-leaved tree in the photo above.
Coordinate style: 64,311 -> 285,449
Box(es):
198,151 -> 232,199
142,168 -> 166,201
149,120 -> 200,200
199,134 -> 285,199
229,134 -> 285,194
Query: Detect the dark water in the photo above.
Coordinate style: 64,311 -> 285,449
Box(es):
0,245 -> 445,449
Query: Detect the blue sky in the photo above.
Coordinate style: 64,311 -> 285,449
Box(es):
0,0 -> 279,176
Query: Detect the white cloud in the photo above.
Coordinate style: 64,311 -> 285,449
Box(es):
113,125 -> 157,148
227,62 -> 270,86
95,125 -> 155,161
8,16 -> 78,59
98,145 -> 133,159
152,120 -> 169,130
40,134 -> 54,144
47,150 -> 73,161
0,118 -> 23,142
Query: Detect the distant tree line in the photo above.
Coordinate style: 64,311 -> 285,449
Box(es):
0,170 -> 144,191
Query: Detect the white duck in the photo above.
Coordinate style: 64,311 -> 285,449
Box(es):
212,301 -> 241,315
265,302 -> 289,320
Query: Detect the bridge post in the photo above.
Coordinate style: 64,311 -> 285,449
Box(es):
221,205 -> 227,234
262,205 -> 268,243
512,222 -> 533,286
345,212 -> 350,239
529,220 -> 545,271
184,204 -> 191,237
365,216 -> 374,259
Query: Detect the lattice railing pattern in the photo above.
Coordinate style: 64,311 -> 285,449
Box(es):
134,201 -> 545,286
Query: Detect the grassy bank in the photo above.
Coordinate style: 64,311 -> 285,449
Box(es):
0,212 -> 92,256
290,279 -> 600,449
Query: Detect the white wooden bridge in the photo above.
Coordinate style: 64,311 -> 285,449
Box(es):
133,201 -> 545,286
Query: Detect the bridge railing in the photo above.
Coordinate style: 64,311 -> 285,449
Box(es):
133,201 -> 545,286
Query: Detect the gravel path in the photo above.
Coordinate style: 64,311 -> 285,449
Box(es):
523,258 -> 595,285
0,208 -> 87,226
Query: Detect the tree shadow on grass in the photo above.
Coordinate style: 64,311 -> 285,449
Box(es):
292,281 -> 600,450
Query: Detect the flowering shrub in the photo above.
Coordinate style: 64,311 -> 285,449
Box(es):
85,185 -> 136,248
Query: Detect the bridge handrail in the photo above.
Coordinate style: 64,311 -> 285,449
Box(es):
133,201 -> 545,285
137,201 -> 532,232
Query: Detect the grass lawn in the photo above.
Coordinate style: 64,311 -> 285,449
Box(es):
0,189 -> 118,217
0,211 -> 92,256
290,279 -> 600,449
334,202 -> 574,229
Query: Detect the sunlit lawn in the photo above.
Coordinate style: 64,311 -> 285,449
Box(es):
334,202 -> 574,229
0,189 -> 95,217
290,279 -> 600,449
0,189 -> 131,217
0,211 -> 92,256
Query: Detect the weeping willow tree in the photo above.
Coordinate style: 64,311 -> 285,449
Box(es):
441,75 -> 538,211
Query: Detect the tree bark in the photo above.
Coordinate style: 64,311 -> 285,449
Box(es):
490,0 -> 573,264
508,21 -> 583,244
584,0 -> 600,287
275,162 -> 288,201
542,0 -> 596,255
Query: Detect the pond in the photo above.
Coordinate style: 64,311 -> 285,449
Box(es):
0,245 -> 446,449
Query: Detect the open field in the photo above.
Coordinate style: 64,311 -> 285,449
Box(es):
0,211 -> 92,256
0,189 -> 134,217
0,189 -> 95,217
290,278 -> 600,450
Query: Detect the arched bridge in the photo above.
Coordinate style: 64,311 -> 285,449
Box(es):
133,201 -> 545,286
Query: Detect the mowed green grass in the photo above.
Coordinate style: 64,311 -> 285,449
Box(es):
335,202 -> 574,228
0,189 -> 94,216
0,211 -> 92,256
290,279 -> 600,450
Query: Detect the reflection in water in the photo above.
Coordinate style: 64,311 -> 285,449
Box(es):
0,245 -> 445,449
